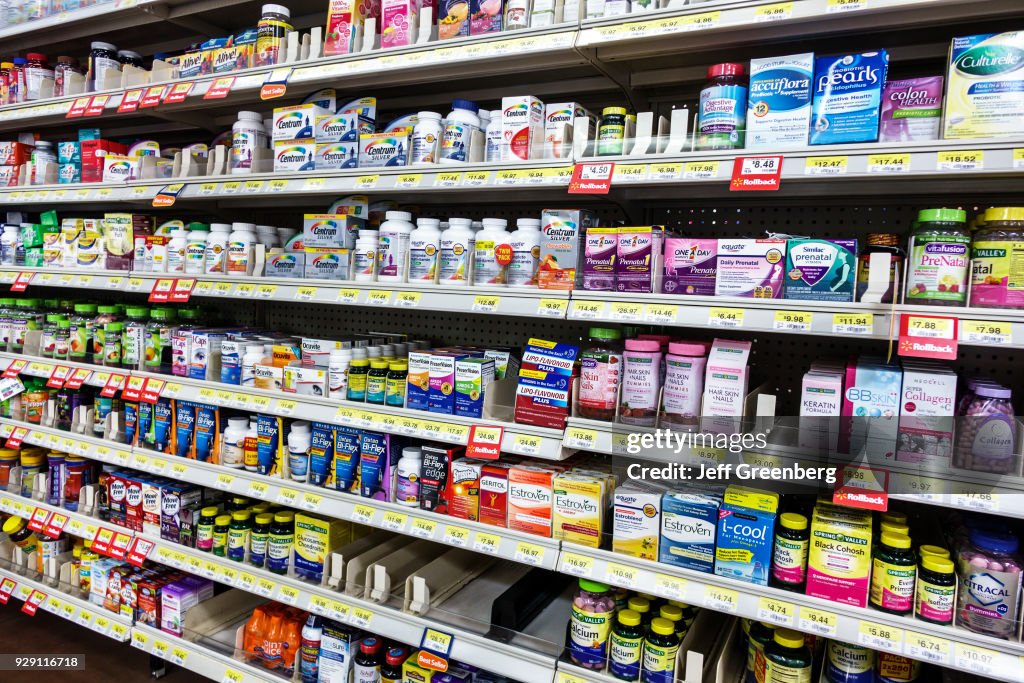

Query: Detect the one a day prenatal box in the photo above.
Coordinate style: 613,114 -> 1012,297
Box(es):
784,238 -> 857,302
944,32 -> 1024,139
662,238 -> 717,296
810,51 -> 889,145
746,53 -> 814,149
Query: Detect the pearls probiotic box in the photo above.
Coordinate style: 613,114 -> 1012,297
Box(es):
945,32 -> 1024,138
746,53 -> 814,149
810,51 -> 889,145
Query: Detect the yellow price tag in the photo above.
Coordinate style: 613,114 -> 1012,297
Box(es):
256,578 -> 277,598
221,181 -> 241,194
276,399 -> 297,415
683,161 -> 719,179
954,643 -> 999,675
773,310 -> 813,331
709,307 -> 744,328
382,511 -> 407,531
904,632 -> 950,664
336,288 -> 359,304
303,178 -> 326,191
295,286 -> 318,301
832,313 -> 873,335
255,284 -> 279,299
536,298 -> 568,317
434,172 -> 463,187
513,432 -> 542,456
961,320 -> 1011,345
560,552 -> 595,577
906,315 -> 954,339
367,290 -> 392,305
276,488 -> 299,506
569,300 -> 606,320
938,150 -> 985,171
515,541 -> 545,566
867,153 -> 911,173
564,427 -> 598,450
757,597 -> 796,626
702,585 -> 738,612
355,174 -> 380,189
244,180 -> 265,193
277,585 -> 300,605
110,621 -> 128,638
302,492 -> 323,511
222,668 -> 245,683
198,183 -> 218,195
350,607 -> 373,628
649,163 -> 682,180
857,621 -> 903,652
495,169 -> 529,185
804,156 -> 848,175
213,281 -> 233,297
613,164 -> 648,182
395,291 -> 421,307
443,525 -> 471,547
609,301 -> 643,321
352,504 -> 375,525
268,179 -> 290,192
827,0 -> 865,11
754,1 -> 792,21
472,295 -> 500,312
654,574 -> 688,600
235,283 -> 256,298
644,303 -> 679,323
411,517 -> 437,539
605,563 -> 639,588
395,174 -> 422,188
472,531 -> 501,555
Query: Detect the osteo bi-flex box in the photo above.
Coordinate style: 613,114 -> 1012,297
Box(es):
746,53 -> 814,148
810,51 -> 889,145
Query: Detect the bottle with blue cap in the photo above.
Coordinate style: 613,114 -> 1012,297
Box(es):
439,99 -> 480,164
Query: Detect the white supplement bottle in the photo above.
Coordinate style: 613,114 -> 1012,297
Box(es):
221,417 -> 249,469
245,417 -> 259,472
231,111 -> 268,174
439,99 -> 480,164
227,222 -> 256,275
485,110 -> 503,162
354,230 -> 378,281
377,211 -> 414,282
0,224 -> 17,265
328,349 -> 352,399
411,111 -> 442,164
507,217 -> 542,287
473,217 -> 510,286
242,343 -> 265,387
395,447 -> 423,507
408,217 -> 442,283
185,229 -> 208,274
166,228 -> 189,274
288,421 -> 311,482
439,217 -> 474,284
506,0 -> 530,29
205,223 -> 231,273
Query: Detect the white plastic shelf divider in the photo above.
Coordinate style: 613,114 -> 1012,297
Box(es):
0,565 -> 133,642
555,544 -> 1024,682
129,622 -> 279,683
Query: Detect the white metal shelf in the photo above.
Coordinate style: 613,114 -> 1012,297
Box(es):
129,622 -> 282,683
554,543 -> 1024,682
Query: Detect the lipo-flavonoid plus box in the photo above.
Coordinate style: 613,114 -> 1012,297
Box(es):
501,95 -> 544,161
810,51 -> 889,145
746,53 -> 814,149
660,491 -> 721,573
612,483 -> 662,560
784,238 -> 857,302
715,239 -> 786,299
896,362 -> 956,466
662,238 -> 717,296
714,486 -> 778,585
945,32 -> 1024,139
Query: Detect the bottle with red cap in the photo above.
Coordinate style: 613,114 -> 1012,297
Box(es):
697,62 -> 748,151
354,637 -> 383,683
380,647 -> 408,683
24,53 -> 53,101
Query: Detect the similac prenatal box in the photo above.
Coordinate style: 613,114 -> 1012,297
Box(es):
746,53 -> 814,149
807,502 -> 873,608
714,486 -> 778,586
659,490 -> 721,573
508,464 -> 558,537
612,482 -> 662,560
944,32 -> 1024,139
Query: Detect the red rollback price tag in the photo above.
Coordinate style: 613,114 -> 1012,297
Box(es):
5,425 -> 29,448
126,537 -> 154,567
91,527 -> 115,556
568,162 -> 614,194
163,82 -> 193,104
0,577 -> 17,604
27,507 -> 51,533
47,365 -> 71,389
21,589 -> 45,616
120,375 -> 146,402
834,466 -> 889,511
139,86 -> 165,108
204,76 -> 236,100
169,278 -> 195,303
898,315 -> 958,360
118,89 -> 144,113
64,368 -> 92,390
109,531 -> 132,560
3,359 -> 27,378
84,94 -> 110,116
731,155 -> 783,191
140,378 -> 165,404
44,512 -> 69,539
466,425 -> 504,460
100,373 -> 126,398
260,68 -> 292,100
66,97 -> 90,118
148,278 -> 176,303
11,271 -> 34,291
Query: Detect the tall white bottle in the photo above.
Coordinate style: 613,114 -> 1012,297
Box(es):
408,217 -> 442,283
377,211 -> 414,282
439,218 -> 474,285
507,217 -> 542,287
473,218 -> 510,286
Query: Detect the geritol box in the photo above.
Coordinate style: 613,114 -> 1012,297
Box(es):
662,238 -> 717,296
746,53 -> 814,149
944,32 -> 1024,139
783,238 -> 857,302
538,208 -> 598,290
715,238 -> 786,299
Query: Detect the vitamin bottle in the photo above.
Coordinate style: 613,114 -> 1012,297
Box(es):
662,341 -> 708,429
365,359 -> 389,404
300,614 -> 322,683
697,63 -> 748,150
875,653 -> 920,683
120,306 -> 149,370
905,208 -> 970,306
24,53 -> 52,102
267,511 -> 294,574
255,4 -> 293,67
53,319 -> 70,360
506,0 -> 530,29
88,41 -> 120,91
609,609 -> 643,681
658,604 -> 684,639
196,506 -> 218,552
597,107 -> 627,156
918,544 -> 950,559
440,217 -> 474,284
408,217 -> 441,282
394,446 -> 422,507
869,532 -> 916,616
347,358 -> 369,401
857,233 -> 903,303
507,217 -> 541,286
185,228 -> 208,274
232,111 -> 268,174
473,217 -> 510,286
244,417 -> 259,472
915,554 -> 954,625
570,580 -> 614,669
377,211 -> 414,282
627,596 -> 651,625
288,421 -> 311,482
221,417 -> 249,469
166,228 -> 189,273
242,343 -> 266,387
380,647 -> 407,683
249,512 -> 273,568
578,327 -> 623,421
2,516 -> 38,553
212,514 -> 231,557
764,629 -> 811,683
642,617 -> 680,683
328,349 -> 352,399
439,100 -> 480,163
485,109 -> 503,162
385,361 -> 407,407
354,637 -> 383,683
746,621 -> 776,683
102,321 -> 123,367
824,641 -> 873,683
227,510 -> 252,562
771,512 -> 809,591
411,111 -> 442,164
956,529 -> 1022,638
145,307 -> 177,370
620,338 -> 662,426
354,229 -> 378,281
227,222 -> 257,274
970,206 -> 1024,308
205,223 -> 231,273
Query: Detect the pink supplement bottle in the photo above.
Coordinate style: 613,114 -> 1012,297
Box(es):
578,327 -> 623,422
620,338 -> 662,426
662,341 -> 709,429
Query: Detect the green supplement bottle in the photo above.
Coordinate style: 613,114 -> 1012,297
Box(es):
870,532 -> 916,616
347,359 -> 369,402
918,544 -> 949,559
145,307 -> 177,369
249,512 -> 273,568
747,621 -> 776,683
764,629 -> 811,683
641,617 -> 680,683
69,303 -> 96,361
627,596 -> 651,625
267,511 -> 294,574
597,107 -> 627,156
39,313 -> 62,358
385,361 -> 408,407
365,359 -> 389,404
196,506 -> 219,552
658,604 -> 685,640
212,514 -> 231,557
102,322 -> 123,367
914,555 -> 955,625
771,512 -> 809,591
53,319 -> 70,360
227,510 -> 251,562
608,609 -> 643,681
121,305 -> 149,369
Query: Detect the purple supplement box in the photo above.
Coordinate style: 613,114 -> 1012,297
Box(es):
582,227 -> 618,291
663,238 -> 717,296
879,76 -> 944,142
616,227 -> 663,293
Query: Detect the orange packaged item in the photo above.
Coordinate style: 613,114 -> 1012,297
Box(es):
446,458 -> 484,522
507,464 -> 558,537
479,462 -> 513,527
244,603 -> 304,676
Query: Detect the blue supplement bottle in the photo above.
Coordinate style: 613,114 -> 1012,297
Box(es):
698,63 -> 748,150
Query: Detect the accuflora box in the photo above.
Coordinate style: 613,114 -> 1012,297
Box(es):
746,53 -> 814,148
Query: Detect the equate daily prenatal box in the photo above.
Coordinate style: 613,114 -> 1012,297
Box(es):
944,32 -> 1024,138
714,486 -> 778,586
746,53 -> 814,149
612,483 -> 662,560
807,502 -> 873,608
715,238 -> 786,299
810,51 -> 889,145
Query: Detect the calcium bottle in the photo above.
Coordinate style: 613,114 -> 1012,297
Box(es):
288,421 -> 311,482
408,218 -> 441,283
395,447 -> 423,507
377,211 -> 414,282
439,100 -> 480,164
411,111 -> 442,164
439,218 -> 474,284
507,217 -> 541,286
227,223 -> 256,275
231,111 -> 269,174
473,218 -> 510,286
354,230 -> 378,281
205,223 -> 231,273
